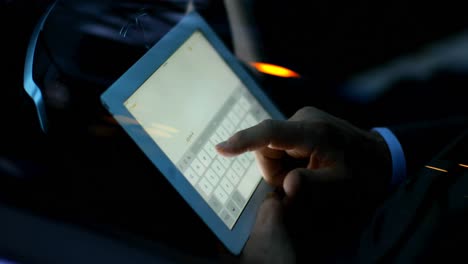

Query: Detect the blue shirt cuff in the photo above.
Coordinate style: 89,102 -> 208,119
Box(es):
371,127 -> 407,190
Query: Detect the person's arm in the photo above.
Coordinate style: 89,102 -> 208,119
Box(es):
370,115 -> 468,191
217,106 -> 395,262
216,106 -> 394,207
355,127 -> 468,264
387,116 -> 468,177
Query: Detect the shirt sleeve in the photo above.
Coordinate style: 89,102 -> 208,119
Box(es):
371,127 -> 407,190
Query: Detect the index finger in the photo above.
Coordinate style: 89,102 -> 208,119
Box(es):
215,119 -> 311,156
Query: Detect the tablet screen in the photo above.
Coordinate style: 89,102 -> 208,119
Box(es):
123,30 -> 271,229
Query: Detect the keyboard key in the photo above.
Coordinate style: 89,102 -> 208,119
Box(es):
205,168 -> 220,186
226,169 -> 240,185
232,190 -> 247,209
233,103 -> 245,120
238,96 -> 251,112
237,154 -> 251,168
203,141 -> 218,159
240,120 -> 250,130
254,108 -> 270,122
179,152 -> 195,171
198,177 -> 214,197
212,160 -> 226,177
222,118 -> 235,134
190,158 -> 206,176
197,149 -> 212,168
220,177 -> 234,195
226,199 -> 241,219
220,209 -> 235,229
184,167 -> 199,186
214,185 -> 228,204
232,160 -> 245,177
208,195 -> 222,214
217,155 -> 232,169
227,110 -> 240,126
210,133 -> 222,145
216,125 -> 229,141
245,113 -> 257,126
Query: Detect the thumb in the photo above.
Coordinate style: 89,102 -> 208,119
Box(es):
283,167 -> 349,205
242,193 -> 295,264
253,193 -> 284,232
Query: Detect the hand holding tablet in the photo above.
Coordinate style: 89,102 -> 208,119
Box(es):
100,11 -> 285,255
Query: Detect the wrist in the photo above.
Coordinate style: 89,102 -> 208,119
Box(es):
351,129 -> 393,204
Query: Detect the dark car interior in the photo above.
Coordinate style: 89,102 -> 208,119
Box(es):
1,1 -> 468,263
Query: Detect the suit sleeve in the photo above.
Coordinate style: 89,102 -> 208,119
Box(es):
386,116 -> 468,178
371,127 -> 407,190
354,127 -> 468,264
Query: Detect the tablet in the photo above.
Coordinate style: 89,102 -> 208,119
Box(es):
100,11 -> 285,255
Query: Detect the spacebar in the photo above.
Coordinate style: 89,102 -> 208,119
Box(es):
237,163 -> 262,200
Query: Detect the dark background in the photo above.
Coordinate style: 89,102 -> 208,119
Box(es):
1,0 -> 468,262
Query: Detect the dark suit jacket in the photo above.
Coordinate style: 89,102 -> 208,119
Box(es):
356,126 -> 468,263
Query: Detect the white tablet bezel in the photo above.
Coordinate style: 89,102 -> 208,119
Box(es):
100,11 -> 285,255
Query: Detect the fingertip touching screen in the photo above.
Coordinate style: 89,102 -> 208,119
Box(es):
123,30 -> 271,229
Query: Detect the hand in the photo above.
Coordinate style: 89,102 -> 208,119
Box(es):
216,106 -> 392,209
240,193 -> 295,264
217,106 -> 392,260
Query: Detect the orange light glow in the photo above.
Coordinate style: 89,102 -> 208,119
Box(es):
459,164 -> 468,168
250,62 -> 300,78
424,165 -> 448,173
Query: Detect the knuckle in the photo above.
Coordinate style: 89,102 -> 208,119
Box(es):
230,130 -> 245,143
288,169 -> 303,180
303,106 -> 317,113
299,106 -> 317,115
260,118 -> 275,131
292,106 -> 323,122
